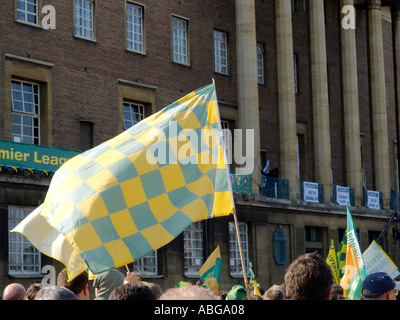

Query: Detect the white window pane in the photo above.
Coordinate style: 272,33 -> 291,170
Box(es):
8,207 -> 41,275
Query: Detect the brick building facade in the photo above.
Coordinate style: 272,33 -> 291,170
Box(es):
1,0 -> 400,295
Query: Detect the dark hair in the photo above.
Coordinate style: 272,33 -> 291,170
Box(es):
109,282 -> 155,300
57,268 -> 88,295
26,282 -> 42,300
284,252 -> 333,300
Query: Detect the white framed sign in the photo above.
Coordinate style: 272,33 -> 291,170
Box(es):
336,186 -> 350,206
303,182 -> 319,203
367,190 -> 380,209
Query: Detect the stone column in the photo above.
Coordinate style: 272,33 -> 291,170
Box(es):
309,0 -> 332,201
367,0 -> 390,207
275,0 -> 298,198
235,0 -> 261,194
340,0 -> 363,204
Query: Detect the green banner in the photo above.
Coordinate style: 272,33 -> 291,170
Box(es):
230,172 -> 251,194
0,140 -> 81,172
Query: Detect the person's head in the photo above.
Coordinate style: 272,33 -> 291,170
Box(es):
226,285 -> 248,300
109,282 -> 155,300
26,282 -> 42,300
57,268 -> 89,300
159,285 -> 218,300
145,282 -> 163,299
362,272 -> 400,300
93,269 -> 125,300
330,283 -> 346,300
284,252 -> 333,300
35,286 -> 78,300
2,283 -> 26,300
263,285 -> 286,300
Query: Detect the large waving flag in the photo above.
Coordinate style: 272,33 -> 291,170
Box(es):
326,239 -> 340,284
11,205 -> 88,280
340,206 -> 366,300
13,83 -> 234,276
199,245 -> 222,293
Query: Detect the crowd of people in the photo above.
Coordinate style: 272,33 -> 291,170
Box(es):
1,252 -> 399,300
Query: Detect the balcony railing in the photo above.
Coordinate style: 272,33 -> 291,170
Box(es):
261,176 -> 289,199
299,181 -> 324,203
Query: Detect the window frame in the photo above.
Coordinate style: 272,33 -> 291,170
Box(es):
8,206 -> 41,277
126,1 -> 145,54
171,15 -> 190,66
122,101 -> 145,130
257,43 -> 265,85
16,0 -> 40,27
132,251 -> 158,276
183,221 -> 204,277
11,79 -> 41,145
213,30 -> 229,75
74,0 -> 96,41
229,221 -> 249,277
293,54 -> 298,94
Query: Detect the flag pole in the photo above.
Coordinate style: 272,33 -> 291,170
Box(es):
213,80 -> 249,297
232,209 -> 250,298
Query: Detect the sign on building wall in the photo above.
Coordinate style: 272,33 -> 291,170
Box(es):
336,186 -> 350,206
303,181 -> 319,203
0,140 -> 81,172
367,190 -> 380,209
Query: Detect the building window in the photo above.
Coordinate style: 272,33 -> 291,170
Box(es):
305,226 -> 324,254
8,207 -> 41,276
79,120 -> 94,151
133,251 -> 157,275
184,222 -> 204,276
292,0 -> 305,13
257,44 -> 265,85
172,16 -> 189,65
123,102 -> 145,130
16,0 -> 38,25
229,221 -> 249,276
293,54 -> 298,94
74,0 -> 95,40
221,120 -> 232,167
214,30 -> 228,75
126,2 -> 144,53
11,80 -> 40,145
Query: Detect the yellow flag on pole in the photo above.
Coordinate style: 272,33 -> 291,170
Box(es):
326,239 -> 340,284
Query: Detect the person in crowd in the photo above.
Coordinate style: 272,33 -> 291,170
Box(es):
35,286 -> 77,300
57,268 -> 89,300
361,272 -> 400,300
330,283 -> 346,300
159,284 -> 218,300
263,284 -> 286,300
226,285 -> 248,300
2,283 -> 26,300
26,282 -> 42,300
93,268 -> 125,300
108,281 -> 155,300
284,251 -> 333,300
145,282 -> 163,299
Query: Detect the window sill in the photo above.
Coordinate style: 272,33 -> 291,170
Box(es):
125,48 -> 146,56
8,273 -> 44,279
73,35 -> 97,44
16,20 -> 42,29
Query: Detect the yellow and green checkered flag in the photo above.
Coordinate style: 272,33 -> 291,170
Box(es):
39,82 -> 234,274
